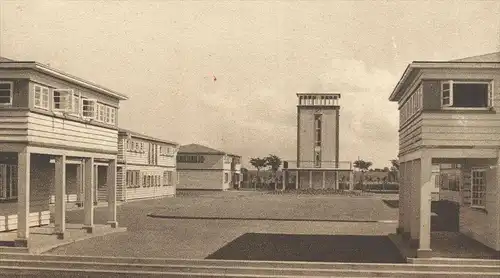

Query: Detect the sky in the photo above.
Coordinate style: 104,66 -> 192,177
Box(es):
1,0 -> 499,169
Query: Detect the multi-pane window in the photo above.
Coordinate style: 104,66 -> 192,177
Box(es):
34,84 -> 50,110
72,94 -> 80,114
109,107 -> 116,125
441,80 -> 492,108
98,103 -> 105,122
177,155 -> 205,163
400,85 -> 423,125
0,164 -> 18,200
163,171 -> 172,186
471,168 -> 487,208
82,99 -> 97,118
0,81 -> 13,105
126,170 -> 140,188
53,89 -> 74,111
314,114 -> 322,167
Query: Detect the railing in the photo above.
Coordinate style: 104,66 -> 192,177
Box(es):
283,161 -> 352,170
297,93 -> 340,106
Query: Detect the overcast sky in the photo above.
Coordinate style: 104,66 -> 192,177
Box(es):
1,1 -> 499,168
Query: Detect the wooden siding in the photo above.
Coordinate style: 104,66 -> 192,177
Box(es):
117,138 -> 125,162
126,186 -> 174,200
421,113 -> 500,147
177,170 -> 224,190
399,115 -> 423,155
0,211 -> 50,232
117,166 -> 125,201
0,110 -> 118,153
120,136 -> 177,167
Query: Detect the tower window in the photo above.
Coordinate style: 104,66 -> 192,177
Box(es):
314,114 -> 322,167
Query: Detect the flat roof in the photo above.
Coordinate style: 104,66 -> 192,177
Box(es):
118,128 -> 179,146
0,60 -> 128,100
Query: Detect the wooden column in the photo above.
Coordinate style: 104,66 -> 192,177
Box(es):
397,161 -> 406,235
76,163 -> 83,207
322,171 -> 326,189
418,152 -> 433,257
309,171 -> 312,188
295,171 -> 299,190
54,155 -> 66,239
94,165 -> 98,205
83,157 -> 94,233
15,147 -> 30,247
349,171 -> 354,190
281,170 -> 286,191
107,159 -> 118,228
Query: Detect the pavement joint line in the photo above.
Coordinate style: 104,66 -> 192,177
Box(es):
146,214 -> 398,223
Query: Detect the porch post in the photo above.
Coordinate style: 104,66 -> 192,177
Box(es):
107,159 -> 118,228
282,170 -> 286,191
15,147 -> 30,247
417,151 -> 433,257
76,163 -> 83,207
322,171 -> 325,189
83,157 -> 94,233
397,161 -> 406,235
94,165 -> 98,205
295,171 -> 299,190
54,155 -> 66,239
349,171 -> 354,190
309,171 -> 312,189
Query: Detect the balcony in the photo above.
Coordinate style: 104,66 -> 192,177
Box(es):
283,161 -> 352,170
297,93 -> 340,107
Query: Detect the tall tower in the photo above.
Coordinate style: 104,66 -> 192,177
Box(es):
296,92 -> 340,168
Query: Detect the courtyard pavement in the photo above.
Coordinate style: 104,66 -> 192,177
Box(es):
45,191 -> 399,260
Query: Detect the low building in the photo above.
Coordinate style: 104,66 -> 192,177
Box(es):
0,57 -> 127,246
117,128 -> 179,201
176,144 -> 241,191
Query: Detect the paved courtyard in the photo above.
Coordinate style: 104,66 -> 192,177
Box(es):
46,191 -> 399,260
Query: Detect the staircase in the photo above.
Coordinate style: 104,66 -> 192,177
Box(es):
1,253 -> 500,277
97,186 -> 107,202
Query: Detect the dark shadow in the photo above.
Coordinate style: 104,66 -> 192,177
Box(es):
382,199 -> 399,208
431,201 -> 460,232
206,233 -> 405,263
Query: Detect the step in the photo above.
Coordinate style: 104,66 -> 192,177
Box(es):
1,263 -> 500,277
2,258 -> 500,275
409,257 -> 500,266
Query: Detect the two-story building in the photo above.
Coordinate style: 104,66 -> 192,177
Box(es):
117,128 -> 179,201
389,51 -> 500,257
176,144 -> 241,191
0,57 -> 127,247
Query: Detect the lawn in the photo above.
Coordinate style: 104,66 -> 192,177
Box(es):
47,191 -> 399,260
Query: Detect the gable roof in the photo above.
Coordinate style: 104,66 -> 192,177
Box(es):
178,143 -> 240,157
451,51 -> 500,62
389,51 -> 500,102
0,56 -> 14,62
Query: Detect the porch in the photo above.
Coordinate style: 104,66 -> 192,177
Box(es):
281,160 -> 354,190
397,148 -> 500,258
0,144 -> 120,248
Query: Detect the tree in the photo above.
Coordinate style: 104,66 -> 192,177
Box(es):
353,159 -> 373,190
265,154 -> 282,190
389,158 -> 400,182
249,157 -> 267,187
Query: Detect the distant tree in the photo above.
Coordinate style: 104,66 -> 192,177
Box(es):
264,154 -> 282,190
383,167 -> 390,172
249,157 -> 267,186
389,158 -> 400,182
353,159 -> 373,190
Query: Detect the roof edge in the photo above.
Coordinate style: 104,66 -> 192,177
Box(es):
118,128 -> 179,146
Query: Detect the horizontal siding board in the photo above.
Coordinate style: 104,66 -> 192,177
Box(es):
27,128 -> 117,146
28,113 -> 117,137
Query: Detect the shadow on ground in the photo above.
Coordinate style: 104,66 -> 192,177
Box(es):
206,233 -> 405,263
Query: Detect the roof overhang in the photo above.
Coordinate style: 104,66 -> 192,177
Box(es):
297,92 -> 341,98
118,128 -> 179,146
0,61 -> 128,100
388,61 -> 500,102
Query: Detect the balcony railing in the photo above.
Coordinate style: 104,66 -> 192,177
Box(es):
283,161 -> 352,170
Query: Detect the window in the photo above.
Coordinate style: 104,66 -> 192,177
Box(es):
126,170 -> 140,188
105,106 -> 111,123
34,85 -> 50,110
471,168 -> 486,208
177,155 -> 205,163
143,175 -> 147,187
441,81 -> 492,108
72,94 -> 80,114
163,171 -> 172,186
224,173 -> 229,183
400,85 -> 423,125
82,99 -> 97,118
98,103 -> 105,122
109,107 -> 116,125
314,151 -> 321,167
0,81 -> 13,105
53,89 -> 74,111
0,164 -> 17,200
